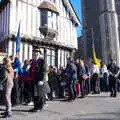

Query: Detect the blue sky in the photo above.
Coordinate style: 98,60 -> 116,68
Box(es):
70,0 -> 82,37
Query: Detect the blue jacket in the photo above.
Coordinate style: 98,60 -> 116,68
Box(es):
13,58 -> 23,75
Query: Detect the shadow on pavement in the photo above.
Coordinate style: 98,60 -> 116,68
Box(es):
86,95 -> 109,98
62,118 -> 113,120
0,107 -> 30,113
70,112 -> 120,120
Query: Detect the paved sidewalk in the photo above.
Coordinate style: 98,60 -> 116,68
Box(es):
0,93 -> 120,120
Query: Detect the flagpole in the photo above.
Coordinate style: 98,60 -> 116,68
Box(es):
16,21 -> 21,56
91,27 -> 94,47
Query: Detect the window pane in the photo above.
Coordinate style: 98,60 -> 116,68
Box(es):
47,49 -> 51,55
47,55 -> 51,66
52,50 -> 55,56
40,48 -> 44,54
52,56 -> 55,66
41,10 -> 48,26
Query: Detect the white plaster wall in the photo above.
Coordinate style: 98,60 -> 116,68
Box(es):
24,43 -> 28,60
29,44 -> 33,59
9,0 -> 41,37
8,40 -> 13,56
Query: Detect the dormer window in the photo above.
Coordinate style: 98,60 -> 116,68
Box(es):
38,1 -> 59,39
38,1 -> 59,30
40,9 -> 57,30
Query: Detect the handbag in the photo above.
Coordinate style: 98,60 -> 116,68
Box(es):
82,74 -> 88,80
60,81 -> 66,86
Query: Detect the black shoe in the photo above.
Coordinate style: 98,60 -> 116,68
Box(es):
72,97 -> 76,101
49,97 -> 53,100
29,108 -> 37,112
2,114 -> 12,118
110,94 -> 113,97
29,107 -> 42,112
113,94 -> 117,97
33,109 -> 41,112
66,98 -> 73,101
0,112 -> 7,115
80,95 -> 85,98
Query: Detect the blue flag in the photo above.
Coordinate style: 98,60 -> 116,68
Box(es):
16,22 -> 21,54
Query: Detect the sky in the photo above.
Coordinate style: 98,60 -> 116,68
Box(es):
70,0 -> 82,37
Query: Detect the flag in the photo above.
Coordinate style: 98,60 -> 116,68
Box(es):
16,22 -> 21,54
92,45 -> 101,67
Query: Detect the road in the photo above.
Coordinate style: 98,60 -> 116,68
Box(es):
0,92 -> 120,120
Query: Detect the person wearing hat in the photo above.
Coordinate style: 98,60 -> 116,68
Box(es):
29,49 -> 48,112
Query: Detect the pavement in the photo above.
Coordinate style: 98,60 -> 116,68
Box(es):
0,92 -> 120,120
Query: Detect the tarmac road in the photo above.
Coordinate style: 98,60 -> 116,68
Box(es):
0,92 -> 120,120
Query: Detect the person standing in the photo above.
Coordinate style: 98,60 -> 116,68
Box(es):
100,61 -> 109,92
90,61 -> 100,94
0,57 -> 14,118
22,59 -> 32,104
78,60 -> 88,98
65,57 -> 77,101
30,49 -> 48,112
12,56 -> 23,105
107,59 -> 120,97
84,62 -> 90,95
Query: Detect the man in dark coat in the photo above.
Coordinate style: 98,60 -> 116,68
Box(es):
30,49 -> 47,112
107,59 -> 120,97
65,57 -> 77,101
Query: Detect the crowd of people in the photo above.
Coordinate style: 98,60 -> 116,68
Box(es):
0,50 -> 120,118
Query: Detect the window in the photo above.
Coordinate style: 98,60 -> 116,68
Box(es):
48,11 -> 53,28
41,10 -> 48,26
0,0 -> 9,10
52,50 -> 55,66
47,49 -> 51,66
47,49 -> 55,66
65,5 -> 67,17
40,48 -> 44,58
